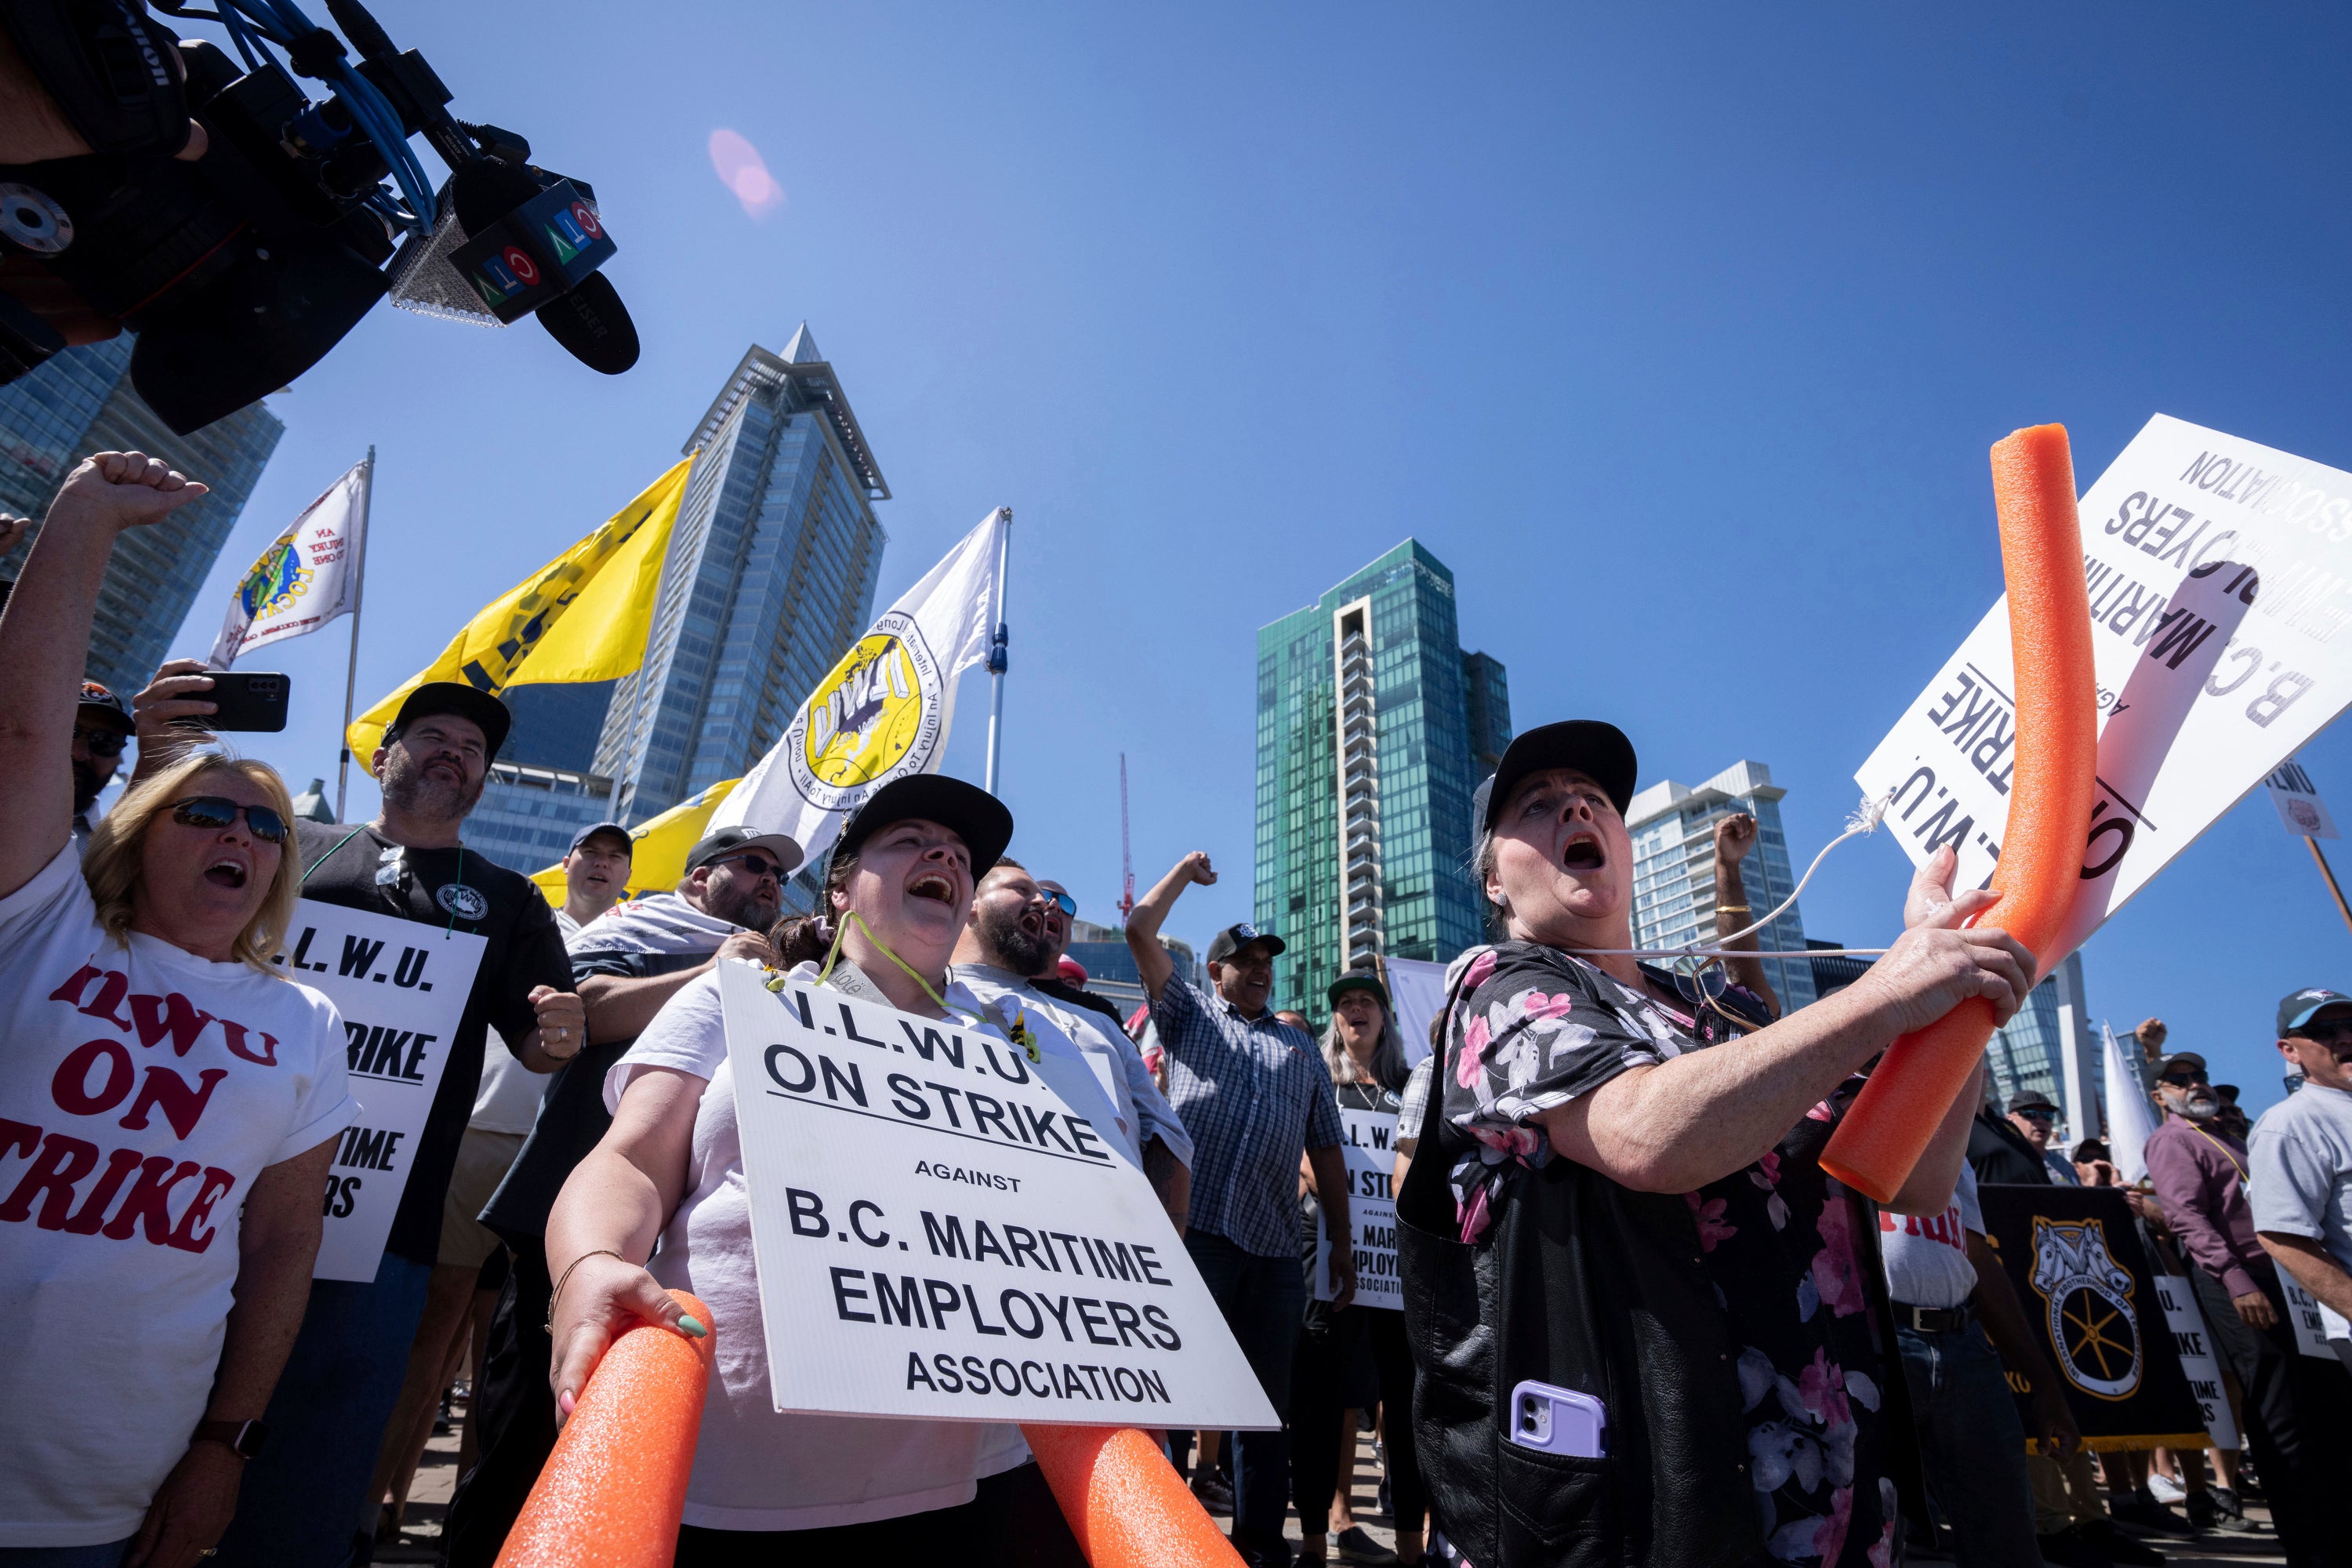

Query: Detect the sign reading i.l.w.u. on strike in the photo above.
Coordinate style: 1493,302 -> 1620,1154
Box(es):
717,960 -> 1278,1428
1859,414 -> 2352,967
273,898 -> 482,1281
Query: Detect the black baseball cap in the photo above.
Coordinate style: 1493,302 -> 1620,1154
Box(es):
567,821 -> 634,858
1327,967 -> 1390,1009
1206,921 -> 1285,965
2157,1051 -> 2209,1080
384,681 -> 511,760
1475,720 -> 1639,832
2008,1089 -> 2059,1116
833,773 -> 1014,880
2278,988 -> 2352,1036
77,681 -> 134,734
686,826 -> 804,879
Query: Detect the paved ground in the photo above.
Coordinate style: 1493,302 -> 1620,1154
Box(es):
372,1392 -> 2288,1566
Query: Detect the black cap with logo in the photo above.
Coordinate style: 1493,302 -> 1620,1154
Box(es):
2278,988 -> 2352,1036
1206,921 -> 1286,965
685,826 -> 804,879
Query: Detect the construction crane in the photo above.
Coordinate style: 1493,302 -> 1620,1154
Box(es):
1118,753 -> 1136,920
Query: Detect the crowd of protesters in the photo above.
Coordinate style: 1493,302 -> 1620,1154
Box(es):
9,454 -> 2352,1568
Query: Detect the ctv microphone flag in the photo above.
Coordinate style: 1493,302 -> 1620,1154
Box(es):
713,508 -> 1007,862
210,460 -> 368,668
346,457 -> 690,761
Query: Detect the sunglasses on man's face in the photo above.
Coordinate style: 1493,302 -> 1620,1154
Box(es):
1036,889 -> 1077,919
712,853 -> 783,883
74,726 -> 127,757
2161,1070 -> 2209,1088
171,796 -> 288,844
2015,1108 -> 2056,1122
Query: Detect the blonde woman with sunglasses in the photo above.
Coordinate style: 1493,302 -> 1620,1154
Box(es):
0,455 -> 354,1568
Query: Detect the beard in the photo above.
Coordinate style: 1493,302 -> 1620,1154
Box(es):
380,746 -> 484,825
975,898 -> 1052,977
2179,1090 -> 2221,1120
703,879 -> 779,934
71,757 -> 107,815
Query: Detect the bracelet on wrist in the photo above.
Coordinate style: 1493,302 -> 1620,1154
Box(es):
546,1248 -> 628,1333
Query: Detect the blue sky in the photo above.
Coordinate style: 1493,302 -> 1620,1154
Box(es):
155,2 -> 2352,1113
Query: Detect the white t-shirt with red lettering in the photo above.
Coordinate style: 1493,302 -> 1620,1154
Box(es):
1877,1160 -> 1984,1311
0,845 -> 354,1548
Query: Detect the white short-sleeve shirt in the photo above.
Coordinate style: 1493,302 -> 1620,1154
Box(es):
0,846 -> 354,1548
604,963 -> 1030,1530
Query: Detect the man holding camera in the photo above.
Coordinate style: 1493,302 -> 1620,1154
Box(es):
129,680 -> 586,1568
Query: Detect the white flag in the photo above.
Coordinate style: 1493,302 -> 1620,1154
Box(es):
2101,1022 -> 2158,1183
713,509 -> 1006,865
210,460 -> 369,668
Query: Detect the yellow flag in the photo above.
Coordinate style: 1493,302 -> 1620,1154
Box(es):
346,457 -> 692,762
531,779 -> 738,907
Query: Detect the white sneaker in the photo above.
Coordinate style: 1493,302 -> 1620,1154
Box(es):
2146,1472 -> 2187,1504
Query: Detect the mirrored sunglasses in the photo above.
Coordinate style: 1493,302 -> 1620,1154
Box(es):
1040,890 -> 1077,918
171,795 -> 288,844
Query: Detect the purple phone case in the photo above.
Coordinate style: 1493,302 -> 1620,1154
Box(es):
1506,1379 -> 1607,1457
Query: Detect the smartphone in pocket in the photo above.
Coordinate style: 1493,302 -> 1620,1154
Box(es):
177,671 -> 291,733
1507,1380 -> 1607,1457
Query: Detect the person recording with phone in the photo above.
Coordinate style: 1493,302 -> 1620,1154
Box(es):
1400,721 -> 2031,1568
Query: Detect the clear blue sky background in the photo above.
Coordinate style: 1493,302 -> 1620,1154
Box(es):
152,2 -> 2352,1115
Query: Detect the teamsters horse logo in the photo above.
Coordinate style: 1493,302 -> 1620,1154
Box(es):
787,610 -> 945,810
2029,1217 -> 2143,1399
237,536 -> 310,619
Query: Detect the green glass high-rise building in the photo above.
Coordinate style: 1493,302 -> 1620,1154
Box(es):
1254,540 -> 1507,1018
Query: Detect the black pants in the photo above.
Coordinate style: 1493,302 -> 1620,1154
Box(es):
441,1238 -> 555,1568
1290,1305 -> 1426,1539
673,1461 -> 1084,1566
2190,1266 -> 2352,1568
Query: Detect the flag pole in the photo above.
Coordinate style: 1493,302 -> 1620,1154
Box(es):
2307,837 -> 2352,940
334,447 -> 375,824
982,507 -> 1012,797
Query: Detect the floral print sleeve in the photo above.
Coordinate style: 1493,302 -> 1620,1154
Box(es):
1438,941 -> 1682,1240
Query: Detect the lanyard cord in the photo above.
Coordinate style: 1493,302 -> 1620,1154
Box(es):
303,826 -> 369,883
816,909 -> 951,1014
2185,1120 -> 2249,1183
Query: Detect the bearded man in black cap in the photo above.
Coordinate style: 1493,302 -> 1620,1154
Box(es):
142,681 -> 587,1567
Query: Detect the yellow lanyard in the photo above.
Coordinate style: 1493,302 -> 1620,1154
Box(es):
813,909 -> 951,1014
2185,1120 -> 2249,1183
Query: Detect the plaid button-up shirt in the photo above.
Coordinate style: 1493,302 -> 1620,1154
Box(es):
1156,977 -> 1343,1258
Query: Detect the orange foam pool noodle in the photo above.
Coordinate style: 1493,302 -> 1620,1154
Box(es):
1023,1424 -> 1246,1568
495,1290 -> 714,1568
1822,424 -> 2100,1203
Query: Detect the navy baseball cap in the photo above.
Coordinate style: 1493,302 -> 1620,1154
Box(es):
1206,921 -> 1285,965
568,821 -> 633,857
2278,988 -> 2352,1036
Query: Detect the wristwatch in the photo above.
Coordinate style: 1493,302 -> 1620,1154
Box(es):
192,1420 -> 268,1460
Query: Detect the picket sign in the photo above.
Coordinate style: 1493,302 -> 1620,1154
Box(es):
1313,1105 -> 1402,1310
2281,1274 -> 2349,1359
1859,415 -> 2352,968
2148,1274 -> 2239,1449
716,960 -> 1278,1428
272,898 -> 484,1281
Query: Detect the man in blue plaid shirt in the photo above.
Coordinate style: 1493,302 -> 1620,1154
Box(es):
1129,850 -> 1351,1568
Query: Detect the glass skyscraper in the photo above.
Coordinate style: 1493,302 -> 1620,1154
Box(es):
0,335 -> 284,695
593,327 -> 889,820
1254,540 -> 1504,1018
1626,761 -> 1818,1012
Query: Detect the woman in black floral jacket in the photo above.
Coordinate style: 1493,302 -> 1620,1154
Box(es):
1404,721 -> 2035,1568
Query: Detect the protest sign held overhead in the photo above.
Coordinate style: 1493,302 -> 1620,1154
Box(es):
272,899 -> 484,1281
209,459 -> 370,669
713,509 -> 1006,867
1976,1185 -> 2208,1452
715,960 -> 1278,1429
2265,755 -> 2340,840
1857,414 -> 2352,970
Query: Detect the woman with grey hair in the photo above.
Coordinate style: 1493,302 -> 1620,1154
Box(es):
1403,720 -> 2036,1568
1295,969 -> 1425,1566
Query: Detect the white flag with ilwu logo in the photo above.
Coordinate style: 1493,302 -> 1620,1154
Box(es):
713,509 -> 1006,866
209,460 -> 368,668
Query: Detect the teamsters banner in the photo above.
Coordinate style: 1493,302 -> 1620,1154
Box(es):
713,509 -> 1007,866
1975,1184 -> 2207,1452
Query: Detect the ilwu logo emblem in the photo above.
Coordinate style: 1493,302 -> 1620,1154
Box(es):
2029,1217 -> 2143,1399
789,611 -> 946,811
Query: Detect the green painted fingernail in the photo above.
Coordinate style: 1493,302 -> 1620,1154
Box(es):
676,1314 -> 707,1338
